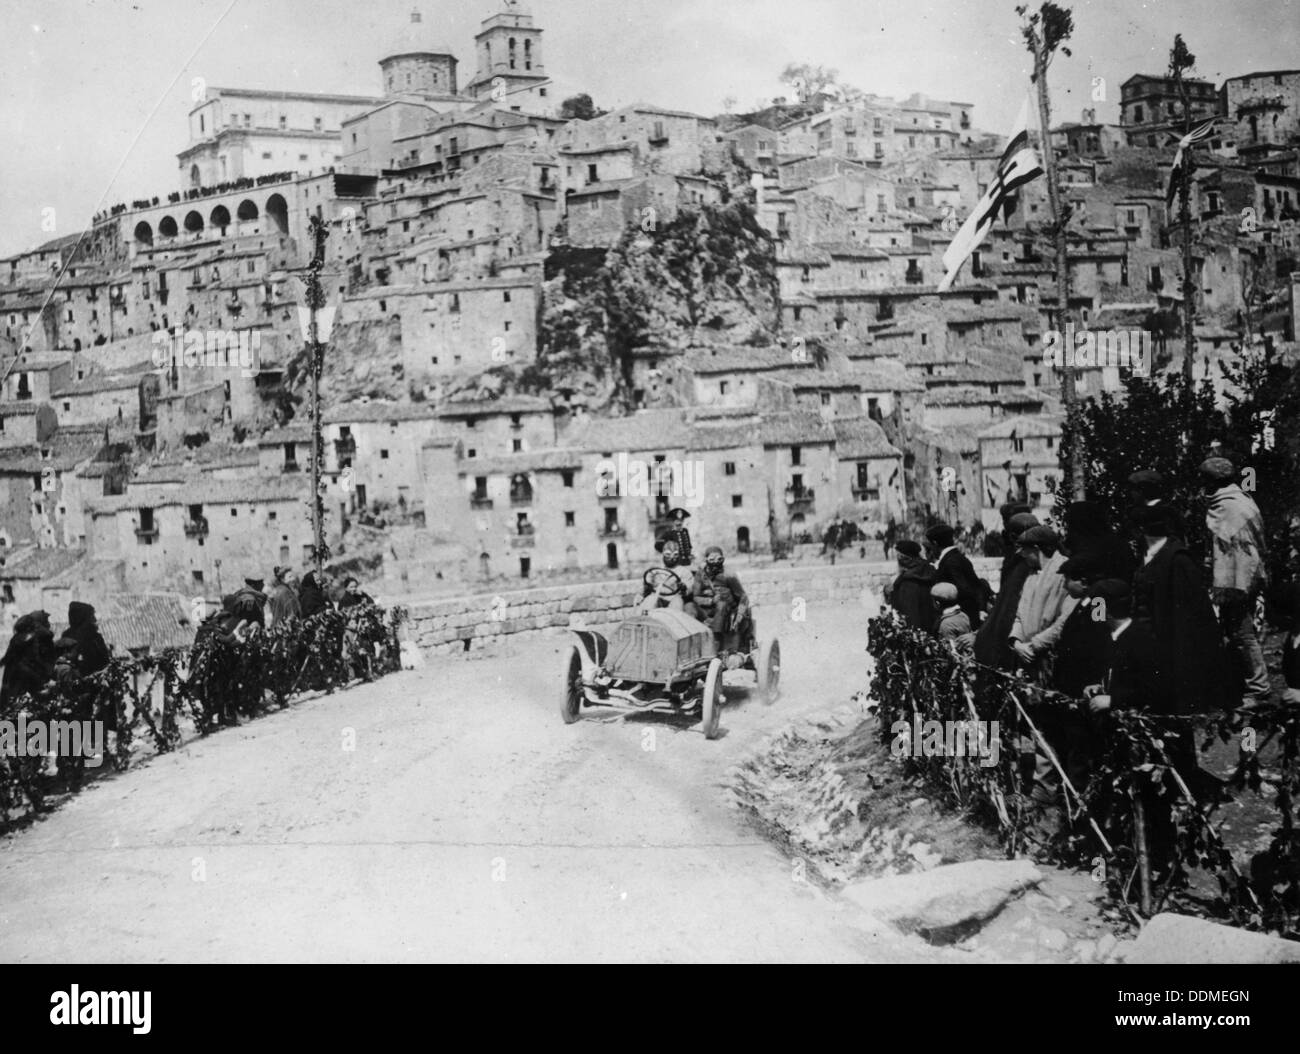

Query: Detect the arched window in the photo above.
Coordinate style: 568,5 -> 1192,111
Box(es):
508,37 -> 517,70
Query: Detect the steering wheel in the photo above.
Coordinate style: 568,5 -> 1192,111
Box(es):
643,566 -> 684,596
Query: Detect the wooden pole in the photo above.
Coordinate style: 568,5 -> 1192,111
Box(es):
305,217 -> 329,582
1031,29 -> 1085,501
1132,784 -> 1154,916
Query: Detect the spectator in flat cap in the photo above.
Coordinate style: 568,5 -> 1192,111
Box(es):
1062,500 -> 1136,581
1200,456 -> 1270,706
930,582 -> 971,641
925,523 -> 986,627
973,512 -> 1040,670
1131,498 -> 1234,714
230,576 -> 268,628
1000,511 -> 1040,589
886,538 -> 937,634
1009,526 -> 1077,681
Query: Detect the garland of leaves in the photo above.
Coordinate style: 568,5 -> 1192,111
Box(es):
0,605 -> 407,828
867,610 -> 1299,939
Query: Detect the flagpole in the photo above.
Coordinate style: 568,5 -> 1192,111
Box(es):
1029,47 -> 1085,500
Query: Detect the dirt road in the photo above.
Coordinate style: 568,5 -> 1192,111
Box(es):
0,601 -> 940,963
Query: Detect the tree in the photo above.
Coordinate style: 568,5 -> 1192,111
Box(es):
721,95 -> 738,114
779,63 -> 839,103
559,93 -> 604,121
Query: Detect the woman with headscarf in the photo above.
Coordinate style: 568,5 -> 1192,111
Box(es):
1,611 -> 56,708
298,569 -> 331,618
885,539 -> 937,633
266,566 -> 302,625
60,602 -> 111,675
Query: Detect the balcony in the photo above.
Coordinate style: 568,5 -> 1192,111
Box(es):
184,519 -> 209,538
599,524 -> 627,539
470,495 -> 493,510
334,437 -> 356,460
282,460 -> 300,474
511,527 -> 536,549
509,491 -> 533,507
135,526 -> 159,543
851,486 -> 881,501
784,486 -> 815,509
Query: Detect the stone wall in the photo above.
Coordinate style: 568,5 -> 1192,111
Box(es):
406,556 -> 1001,659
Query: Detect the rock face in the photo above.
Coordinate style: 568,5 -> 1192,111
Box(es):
841,859 -> 1043,943
1127,913 -> 1300,964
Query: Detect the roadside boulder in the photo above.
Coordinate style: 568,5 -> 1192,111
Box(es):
1127,913 -> 1300,964
841,859 -> 1042,943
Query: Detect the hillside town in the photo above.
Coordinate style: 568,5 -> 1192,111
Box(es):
0,0 -> 1297,659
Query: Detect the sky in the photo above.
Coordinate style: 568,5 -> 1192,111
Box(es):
1,0 -> 1297,258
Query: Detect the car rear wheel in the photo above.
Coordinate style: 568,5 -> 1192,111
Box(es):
561,645 -> 583,724
758,638 -> 781,704
701,657 -> 723,739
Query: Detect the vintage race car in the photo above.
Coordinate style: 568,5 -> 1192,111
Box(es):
560,567 -> 780,739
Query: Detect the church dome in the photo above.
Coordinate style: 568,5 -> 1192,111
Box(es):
382,9 -> 454,60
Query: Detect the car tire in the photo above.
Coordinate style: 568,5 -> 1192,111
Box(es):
561,645 -> 583,725
702,657 -> 723,740
758,638 -> 781,704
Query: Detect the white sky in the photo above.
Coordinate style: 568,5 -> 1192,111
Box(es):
1,0 -> 1296,258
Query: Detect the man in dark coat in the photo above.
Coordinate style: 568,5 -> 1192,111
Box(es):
1130,503 -> 1234,714
1062,500 -> 1136,581
974,513 -> 1039,669
230,577 -> 268,628
0,611 -> 55,707
1051,556 -> 1111,699
60,602 -> 111,676
925,523 -> 985,627
686,546 -> 750,653
1087,577 -> 1208,862
886,539 -> 937,633
665,509 -> 693,567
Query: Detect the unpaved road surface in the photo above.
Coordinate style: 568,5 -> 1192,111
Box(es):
0,601 -> 936,963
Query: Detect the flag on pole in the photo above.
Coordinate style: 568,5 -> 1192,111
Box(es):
1165,116 -> 1220,210
937,97 -> 1044,293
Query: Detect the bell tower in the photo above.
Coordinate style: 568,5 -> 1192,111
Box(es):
465,1 -> 547,104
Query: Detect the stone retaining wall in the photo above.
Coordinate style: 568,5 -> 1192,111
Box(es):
407,557 -> 1001,659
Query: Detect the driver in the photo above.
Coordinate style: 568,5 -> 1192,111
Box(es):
641,539 -> 686,612
685,546 -> 751,652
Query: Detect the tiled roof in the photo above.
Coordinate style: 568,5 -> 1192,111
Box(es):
757,411 -> 836,446
683,345 -> 802,373
434,395 -> 552,417
978,412 -> 1064,439
98,593 -> 194,653
0,547 -> 87,581
86,473 -> 310,514
325,401 -> 444,424
460,449 -> 583,474
832,416 -> 901,458
562,410 -> 692,452
50,372 -> 146,396
258,425 -> 311,445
